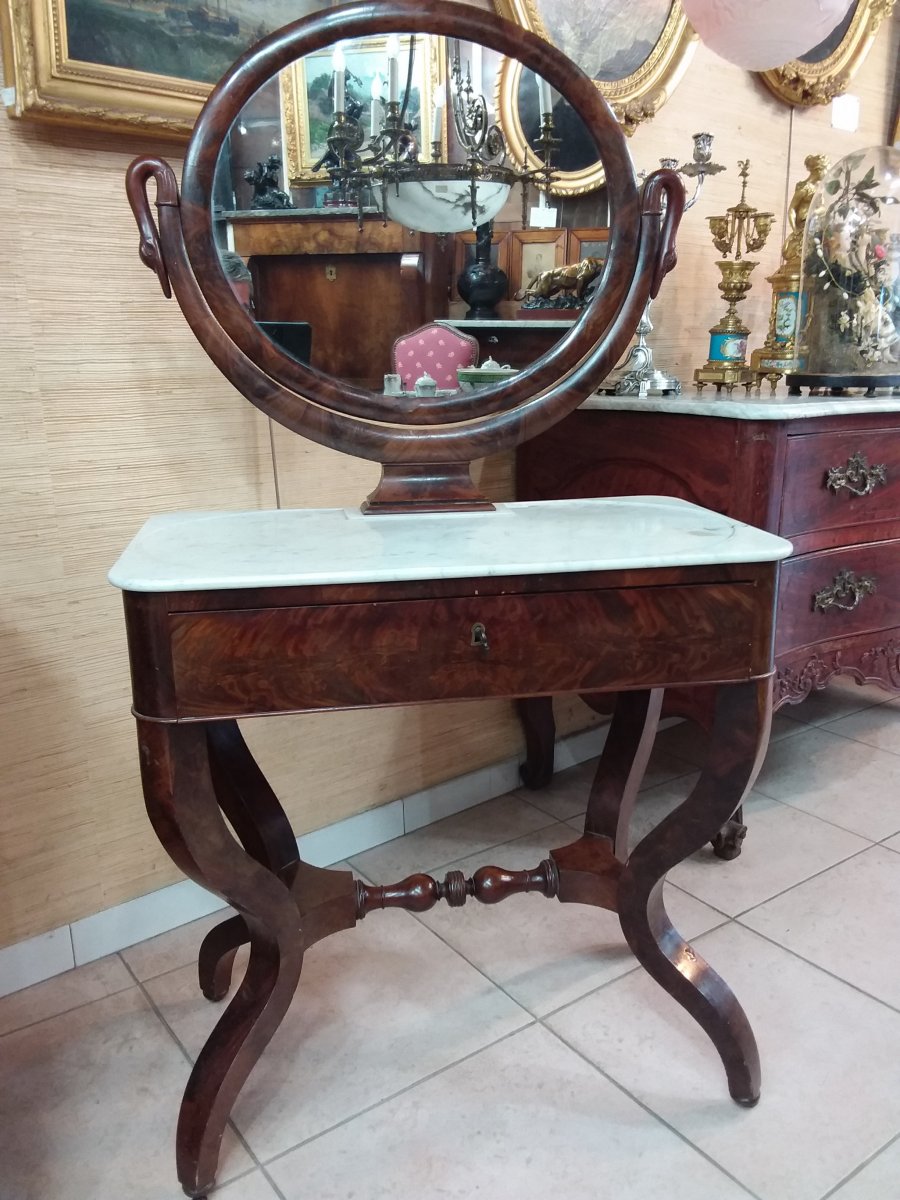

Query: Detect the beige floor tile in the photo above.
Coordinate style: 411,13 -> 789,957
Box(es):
740,845 -> 900,1010
752,725 -> 900,840
413,822 -> 726,1016
348,793 -> 554,882
666,792 -> 870,917
827,1135 -> 900,1200
654,711 -> 806,767
547,923 -> 900,1200
782,676 -> 893,726
820,699 -> 900,757
267,1023 -> 755,1200
517,758 -> 598,821
521,744 -> 698,823
146,911 -> 529,1162
120,908 -> 231,982
567,771 -> 699,849
0,954 -> 133,1037
215,1171 -> 283,1199
0,988 -> 252,1200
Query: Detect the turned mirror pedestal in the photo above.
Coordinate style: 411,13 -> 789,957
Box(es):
114,4 -> 791,1194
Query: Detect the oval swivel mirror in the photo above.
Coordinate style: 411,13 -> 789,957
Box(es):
126,0 -> 684,513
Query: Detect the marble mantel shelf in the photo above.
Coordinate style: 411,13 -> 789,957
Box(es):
108,497 -> 791,593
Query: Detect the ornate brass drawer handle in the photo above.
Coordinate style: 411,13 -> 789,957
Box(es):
825,451 -> 887,497
813,569 -> 877,614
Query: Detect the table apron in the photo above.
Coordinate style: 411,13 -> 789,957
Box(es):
165,582 -> 773,719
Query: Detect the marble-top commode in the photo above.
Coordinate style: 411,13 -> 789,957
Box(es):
109,498 -> 792,593
582,389 -> 900,421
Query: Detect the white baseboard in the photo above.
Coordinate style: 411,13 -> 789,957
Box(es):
0,723 -> 612,995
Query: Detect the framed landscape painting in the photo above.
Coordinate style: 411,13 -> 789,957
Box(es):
0,0 -> 338,136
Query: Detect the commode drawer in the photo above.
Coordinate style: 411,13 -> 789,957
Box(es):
775,540 -> 900,655
780,429 -> 900,539
168,581 -> 770,718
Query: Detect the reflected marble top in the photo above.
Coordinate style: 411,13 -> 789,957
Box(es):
109,498 -> 791,593
582,389 -> 900,420
448,318 -> 577,329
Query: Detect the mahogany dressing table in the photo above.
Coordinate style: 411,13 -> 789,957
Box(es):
118,4 -> 791,1194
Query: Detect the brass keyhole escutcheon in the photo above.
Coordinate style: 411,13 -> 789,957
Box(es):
471,622 -> 490,653
325,264 -> 337,281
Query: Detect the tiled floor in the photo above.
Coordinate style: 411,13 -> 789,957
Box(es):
2,677 -> 900,1200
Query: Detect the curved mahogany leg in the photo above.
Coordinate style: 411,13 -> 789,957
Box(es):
194,722 -> 298,1002
516,696 -> 556,789
584,688 -> 664,858
198,915 -> 248,1002
137,718 -> 304,1199
617,678 -> 772,1105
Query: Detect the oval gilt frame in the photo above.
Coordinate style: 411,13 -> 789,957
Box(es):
494,0 -> 697,195
758,0 -> 896,107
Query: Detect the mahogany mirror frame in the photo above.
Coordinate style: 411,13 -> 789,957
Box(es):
126,0 -> 684,512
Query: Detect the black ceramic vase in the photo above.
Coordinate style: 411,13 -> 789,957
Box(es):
457,221 -> 508,319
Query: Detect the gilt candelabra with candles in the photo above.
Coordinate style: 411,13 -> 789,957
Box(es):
694,160 -> 774,394
599,132 -> 725,397
319,36 -> 559,233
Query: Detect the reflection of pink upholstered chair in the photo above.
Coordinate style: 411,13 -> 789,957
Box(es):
391,322 -> 479,392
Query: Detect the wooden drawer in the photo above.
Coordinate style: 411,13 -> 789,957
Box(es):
169,582 -> 772,718
775,540 -> 900,655
781,428 -> 900,539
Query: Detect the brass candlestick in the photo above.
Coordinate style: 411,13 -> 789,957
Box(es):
750,154 -> 829,393
694,160 -> 774,395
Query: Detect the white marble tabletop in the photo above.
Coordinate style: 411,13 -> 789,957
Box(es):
109,498 -> 791,593
582,387 -> 900,420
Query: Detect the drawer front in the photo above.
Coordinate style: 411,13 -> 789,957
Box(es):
169,584 -> 770,718
781,429 -> 900,539
776,540 -> 900,654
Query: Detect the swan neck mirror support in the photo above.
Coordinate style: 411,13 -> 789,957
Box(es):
125,0 -> 684,516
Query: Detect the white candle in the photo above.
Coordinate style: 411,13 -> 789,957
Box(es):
432,84 -> 444,145
370,73 -> 382,136
332,44 -> 345,114
537,75 -> 552,116
387,35 -> 400,104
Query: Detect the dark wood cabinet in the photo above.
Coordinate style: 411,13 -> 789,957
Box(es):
229,211 -> 453,387
446,317 -> 574,369
517,396 -> 900,707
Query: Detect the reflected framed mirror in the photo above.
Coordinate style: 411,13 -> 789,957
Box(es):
494,0 -> 698,194
282,33 -> 446,185
126,1 -> 684,513
758,0 -> 895,106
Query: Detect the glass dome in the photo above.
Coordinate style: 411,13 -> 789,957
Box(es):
797,145 -> 900,382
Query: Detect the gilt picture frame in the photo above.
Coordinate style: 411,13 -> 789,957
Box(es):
281,33 -> 445,186
493,0 -> 697,195
757,0 -> 896,107
0,0 -> 341,137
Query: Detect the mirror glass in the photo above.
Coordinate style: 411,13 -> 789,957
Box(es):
798,0 -> 856,63
211,30 -> 610,397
